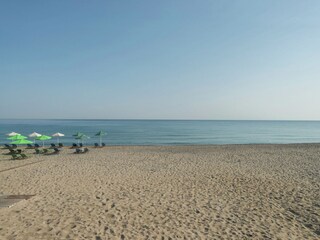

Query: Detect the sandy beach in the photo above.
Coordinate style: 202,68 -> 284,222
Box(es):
0,144 -> 319,239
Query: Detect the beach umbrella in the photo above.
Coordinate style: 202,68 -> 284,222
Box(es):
29,132 -> 42,143
7,135 -> 27,141
73,132 -> 84,137
52,132 -> 65,144
73,132 -> 84,144
6,132 -> 20,137
36,135 -> 52,147
75,134 -> 90,145
11,139 -> 33,145
95,131 -> 106,146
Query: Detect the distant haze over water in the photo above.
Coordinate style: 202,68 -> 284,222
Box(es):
1,119 -> 320,145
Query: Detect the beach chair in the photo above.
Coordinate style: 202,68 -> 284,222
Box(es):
12,144 -> 17,149
83,147 -> 89,153
94,143 -> 99,148
6,149 -> 17,155
45,148 -> 60,155
71,143 -> 78,148
42,148 -> 52,154
50,143 -> 56,148
74,147 -> 89,154
34,149 -> 40,154
52,148 -> 60,154
79,143 -> 83,147
74,148 -> 82,154
26,144 -> 34,149
11,154 -> 21,160
6,149 -> 23,155
34,144 -> 40,148
4,144 -> 12,149
58,143 -> 64,148
19,153 -> 29,159
101,143 -> 106,147
34,149 -> 44,154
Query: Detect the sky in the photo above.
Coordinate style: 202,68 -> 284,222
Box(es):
0,0 -> 320,120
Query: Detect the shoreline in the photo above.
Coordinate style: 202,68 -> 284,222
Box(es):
2,142 -> 320,148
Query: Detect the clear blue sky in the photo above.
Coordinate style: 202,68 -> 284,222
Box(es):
1,0 -> 319,120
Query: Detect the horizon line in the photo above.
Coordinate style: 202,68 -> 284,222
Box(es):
0,118 -> 320,122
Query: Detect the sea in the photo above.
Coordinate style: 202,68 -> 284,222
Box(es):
1,119 -> 320,146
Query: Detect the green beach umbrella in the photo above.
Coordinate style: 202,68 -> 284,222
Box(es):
11,139 -> 33,145
95,131 -> 106,146
7,135 -> 27,141
36,135 -> 52,147
73,132 -> 84,144
75,134 -> 89,145
73,132 -> 84,137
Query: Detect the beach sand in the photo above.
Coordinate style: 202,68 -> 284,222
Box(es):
0,144 -> 319,239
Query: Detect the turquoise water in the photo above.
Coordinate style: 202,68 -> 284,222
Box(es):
0,119 -> 320,145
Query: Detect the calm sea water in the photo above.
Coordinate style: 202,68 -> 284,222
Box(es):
0,119 -> 320,146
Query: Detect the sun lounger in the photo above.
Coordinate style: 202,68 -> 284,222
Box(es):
34,144 -> 40,148
44,148 -> 60,155
6,149 -> 22,155
11,153 -> 28,160
42,148 -> 53,154
4,144 -> 18,149
34,149 -> 43,154
51,148 -> 60,154
74,148 -> 89,154
70,143 -> 78,148
58,143 -> 64,148
26,144 -> 34,149
11,154 -> 21,160
4,144 -> 12,149
101,143 -> 106,147
50,143 -> 56,148
34,148 -> 52,154
19,153 -> 29,159
74,148 -> 81,154
8,149 -> 17,155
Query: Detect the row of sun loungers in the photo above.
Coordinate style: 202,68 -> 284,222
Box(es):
70,143 -> 106,148
26,143 -> 64,149
4,144 -> 18,149
4,149 -> 24,155
3,143 -> 99,160
4,143 -> 105,149
34,148 -> 61,155
2,148 -> 30,160
11,153 -> 29,160
3,148 -> 61,159
94,143 -> 106,148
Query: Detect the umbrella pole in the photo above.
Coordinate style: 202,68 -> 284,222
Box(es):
100,136 -> 102,146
